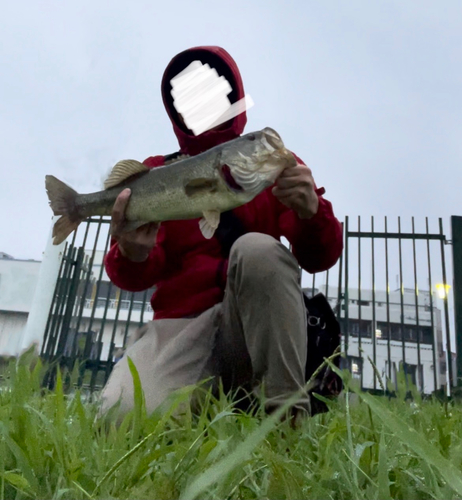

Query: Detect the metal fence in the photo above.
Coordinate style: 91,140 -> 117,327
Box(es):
41,215 -> 460,395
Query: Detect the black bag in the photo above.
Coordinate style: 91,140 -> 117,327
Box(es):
303,292 -> 343,415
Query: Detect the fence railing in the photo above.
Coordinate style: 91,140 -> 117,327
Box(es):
40,215 -> 460,396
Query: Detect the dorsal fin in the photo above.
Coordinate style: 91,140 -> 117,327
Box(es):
104,160 -> 149,189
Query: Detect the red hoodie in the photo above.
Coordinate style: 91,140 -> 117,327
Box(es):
104,46 -> 343,319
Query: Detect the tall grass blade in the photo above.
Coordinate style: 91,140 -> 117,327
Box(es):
377,430 -> 392,500
0,423 -> 38,491
353,384 -> 462,497
127,356 -> 145,446
91,385 -> 195,498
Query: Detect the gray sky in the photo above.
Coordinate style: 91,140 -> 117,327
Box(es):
1,0 -> 461,260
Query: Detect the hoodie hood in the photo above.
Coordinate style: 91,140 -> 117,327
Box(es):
161,46 -> 247,155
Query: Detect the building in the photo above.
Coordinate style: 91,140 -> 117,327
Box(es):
303,285 -> 446,394
0,250 -> 155,360
0,252 -> 41,355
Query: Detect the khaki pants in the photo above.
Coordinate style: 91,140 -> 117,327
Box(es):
100,233 -> 310,417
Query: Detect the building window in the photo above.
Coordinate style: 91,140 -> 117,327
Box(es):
419,327 -> 433,344
403,363 -> 423,388
350,320 -> 359,336
347,356 -> 362,380
359,320 -> 372,337
346,320 -> 372,338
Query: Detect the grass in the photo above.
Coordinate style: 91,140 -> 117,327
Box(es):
1,349 -> 462,499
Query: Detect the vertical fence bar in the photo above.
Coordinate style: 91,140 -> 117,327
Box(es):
55,247 -> 85,358
42,249 -> 71,358
73,219 -> 103,342
412,217 -> 423,391
344,217 -> 350,358
89,223 -> 112,390
385,217 -> 392,382
357,216 -> 363,387
99,279 -> 115,363
398,217 -> 407,380
123,294 -> 136,346
336,223 -> 344,369
85,220 -> 106,339
451,216 -> 462,387
371,216 -> 377,390
138,289 -> 150,327
325,268 -> 330,304
44,246 -> 77,359
440,218 -> 453,390
105,292 -> 124,384
426,218 -> 438,392
336,223 -> 344,317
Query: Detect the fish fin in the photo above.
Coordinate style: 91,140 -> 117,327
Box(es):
184,178 -> 219,197
104,160 -> 149,189
45,175 -> 84,245
52,216 -> 81,245
199,210 -> 220,239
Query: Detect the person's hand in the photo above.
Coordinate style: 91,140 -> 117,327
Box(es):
111,188 -> 159,262
272,162 -> 319,219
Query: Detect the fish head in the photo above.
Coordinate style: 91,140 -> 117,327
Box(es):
219,128 -> 297,195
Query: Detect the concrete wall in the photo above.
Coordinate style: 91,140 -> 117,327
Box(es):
0,311 -> 28,356
0,259 -> 40,313
0,258 -> 41,355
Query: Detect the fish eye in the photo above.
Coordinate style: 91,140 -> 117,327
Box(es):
247,134 -> 256,141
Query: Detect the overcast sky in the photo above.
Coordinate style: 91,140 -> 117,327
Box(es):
1,0 -> 461,260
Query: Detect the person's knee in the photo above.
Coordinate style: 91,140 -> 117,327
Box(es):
229,233 -> 297,275
230,233 -> 279,264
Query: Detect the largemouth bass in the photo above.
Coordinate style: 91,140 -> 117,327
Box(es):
45,127 -> 296,245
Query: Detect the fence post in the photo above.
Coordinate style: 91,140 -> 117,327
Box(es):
451,216 -> 462,386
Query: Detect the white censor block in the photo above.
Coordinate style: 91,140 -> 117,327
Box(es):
171,61 -> 254,136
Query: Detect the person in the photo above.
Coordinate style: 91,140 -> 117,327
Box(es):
100,46 -> 343,421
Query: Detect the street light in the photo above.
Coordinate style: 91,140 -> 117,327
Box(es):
435,283 -> 452,396
436,283 -> 451,300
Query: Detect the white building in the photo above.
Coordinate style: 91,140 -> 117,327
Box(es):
0,252 -> 41,355
0,250 -> 155,360
304,285 -> 446,394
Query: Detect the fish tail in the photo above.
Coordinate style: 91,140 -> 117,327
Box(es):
45,175 -> 83,245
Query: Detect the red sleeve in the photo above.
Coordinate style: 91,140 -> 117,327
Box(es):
104,224 -> 174,292
103,155 -> 178,291
276,153 -> 343,273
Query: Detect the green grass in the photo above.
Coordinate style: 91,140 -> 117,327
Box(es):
1,350 -> 462,499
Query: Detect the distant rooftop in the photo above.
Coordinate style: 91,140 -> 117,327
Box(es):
0,252 -> 40,263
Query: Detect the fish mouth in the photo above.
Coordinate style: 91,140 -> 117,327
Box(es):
221,164 -> 244,192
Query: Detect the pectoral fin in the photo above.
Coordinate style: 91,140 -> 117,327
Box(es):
185,178 -> 218,197
199,210 -> 220,239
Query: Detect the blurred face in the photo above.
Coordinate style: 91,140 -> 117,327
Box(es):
171,61 -> 234,136
176,111 -> 231,134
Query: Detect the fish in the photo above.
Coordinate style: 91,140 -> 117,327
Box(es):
45,127 -> 297,245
